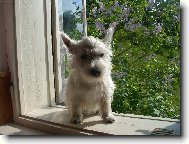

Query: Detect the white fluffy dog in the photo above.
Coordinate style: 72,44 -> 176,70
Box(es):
60,27 -> 115,124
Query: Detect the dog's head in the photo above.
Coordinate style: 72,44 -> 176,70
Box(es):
60,27 -> 114,82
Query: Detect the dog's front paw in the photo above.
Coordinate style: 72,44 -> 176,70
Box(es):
71,119 -> 82,124
103,114 -> 115,123
70,116 -> 82,124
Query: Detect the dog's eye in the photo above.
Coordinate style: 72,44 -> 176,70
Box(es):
80,54 -> 87,59
100,53 -> 104,57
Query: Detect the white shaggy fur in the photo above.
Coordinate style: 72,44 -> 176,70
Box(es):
60,28 -> 115,124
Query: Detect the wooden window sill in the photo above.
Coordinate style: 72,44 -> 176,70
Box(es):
18,106 -> 180,135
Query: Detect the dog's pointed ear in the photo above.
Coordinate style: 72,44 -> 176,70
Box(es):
103,27 -> 114,47
60,32 -> 77,53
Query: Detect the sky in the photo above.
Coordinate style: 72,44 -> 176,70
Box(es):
58,0 -> 82,14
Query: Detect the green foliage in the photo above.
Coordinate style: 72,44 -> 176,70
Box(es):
86,0 -> 180,119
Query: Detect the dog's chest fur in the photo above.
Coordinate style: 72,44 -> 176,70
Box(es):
64,70 -> 113,111
76,81 -> 104,103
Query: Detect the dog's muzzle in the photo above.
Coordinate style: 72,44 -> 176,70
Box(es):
90,67 -> 101,77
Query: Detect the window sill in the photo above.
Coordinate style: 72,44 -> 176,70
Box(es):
18,106 -> 180,135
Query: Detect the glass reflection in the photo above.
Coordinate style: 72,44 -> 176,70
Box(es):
58,0 -> 83,39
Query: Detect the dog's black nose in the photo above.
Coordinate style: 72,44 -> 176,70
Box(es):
90,67 -> 101,77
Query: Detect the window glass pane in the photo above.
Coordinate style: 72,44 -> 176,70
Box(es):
58,0 -> 84,104
58,0 -> 84,39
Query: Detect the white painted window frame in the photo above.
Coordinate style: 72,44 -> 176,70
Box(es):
52,0 -> 63,104
8,0 -> 58,132
6,0 -> 180,135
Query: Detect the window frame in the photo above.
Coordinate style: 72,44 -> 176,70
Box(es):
10,0 -> 56,124
52,0 -> 63,104
6,0 -> 180,135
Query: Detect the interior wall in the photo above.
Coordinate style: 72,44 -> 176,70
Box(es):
0,1 -> 8,72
